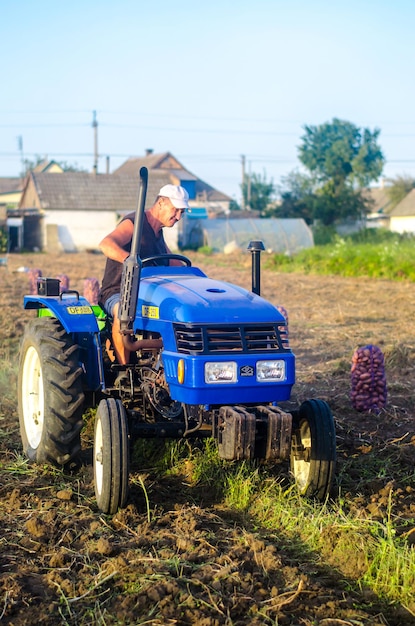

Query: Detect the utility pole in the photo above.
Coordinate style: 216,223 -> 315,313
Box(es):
241,154 -> 246,210
17,135 -> 24,180
92,110 -> 98,174
247,161 -> 252,211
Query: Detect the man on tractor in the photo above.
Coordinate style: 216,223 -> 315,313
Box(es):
98,184 -> 190,365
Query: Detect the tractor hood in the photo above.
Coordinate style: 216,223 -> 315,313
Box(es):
135,266 -> 285,328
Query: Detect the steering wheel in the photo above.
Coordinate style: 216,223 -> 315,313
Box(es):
142,254 -> 192,267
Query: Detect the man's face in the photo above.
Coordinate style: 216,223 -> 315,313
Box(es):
158,197 -> 185,227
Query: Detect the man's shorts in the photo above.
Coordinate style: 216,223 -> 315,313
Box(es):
103,293 -> 120,318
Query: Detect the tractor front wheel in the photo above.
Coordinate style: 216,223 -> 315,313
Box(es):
290,399 -> 336,500
94,398 -> 129,514
18,318 -> 84,467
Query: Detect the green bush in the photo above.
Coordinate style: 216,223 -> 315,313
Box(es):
347,227 -> 404,244
0,227 -> 7,253
197,245 -> 213,255
270,231 -> 415,281
311,223 -> 337,246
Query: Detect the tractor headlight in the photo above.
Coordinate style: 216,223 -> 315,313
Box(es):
205,362 -> 237,384
256,360 -> 286,382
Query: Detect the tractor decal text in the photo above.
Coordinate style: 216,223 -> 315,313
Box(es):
142,305 -> 160,319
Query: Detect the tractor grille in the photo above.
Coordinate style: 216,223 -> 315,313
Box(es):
174,323 -> 289,355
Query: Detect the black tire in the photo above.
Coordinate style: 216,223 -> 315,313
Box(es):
18,318 -> 84,466
94,398 -> 129,514
290,399 -> 336,500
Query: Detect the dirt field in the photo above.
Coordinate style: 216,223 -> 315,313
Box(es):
1,251 -> 414,625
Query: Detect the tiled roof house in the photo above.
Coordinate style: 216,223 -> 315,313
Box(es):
363,186 -> 395,229
0,177 -> 24,211
12,152 -> 232,252
18,170 -> 173,252
388,188 -> 415,234
114,151 -> 231,212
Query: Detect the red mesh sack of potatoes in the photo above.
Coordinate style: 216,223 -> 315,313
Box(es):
276,305 -> 288,326
350,344 -> 387,413
28,268 -> 42,295
83,277 -> 100,305
56,274 -> 70,291
276,305 -> 289,337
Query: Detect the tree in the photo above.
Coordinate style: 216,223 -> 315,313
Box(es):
242,171 -> 276,215
313,180 -> 367,226
298,118 -> 385,225
229,198 -> 241,211
272,170 -> 315,223
56,160 -> 89,173
386,174 -> 415,208
22,155 -> 88,175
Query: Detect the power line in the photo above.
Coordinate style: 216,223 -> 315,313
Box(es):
1,152 -> 415,164
3,108 -> 415,126
0,151 -> 263,161
1,121 -> 415,140
0,123 -> 89,128
0,122 -> 299,136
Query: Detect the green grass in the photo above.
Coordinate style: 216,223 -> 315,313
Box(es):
2,380 -> 414,616
191,227 -> 415,281
177,440 -> 415,615
0,355 -> 17,403
3,235 -> 414,619
0,357 -> 19,444
186,231 -> 413,615
265,230 -> 415,281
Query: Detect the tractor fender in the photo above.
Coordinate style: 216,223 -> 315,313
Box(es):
24,295 -> 101,334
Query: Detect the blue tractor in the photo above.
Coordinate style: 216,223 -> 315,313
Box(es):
17,168 -> 336,514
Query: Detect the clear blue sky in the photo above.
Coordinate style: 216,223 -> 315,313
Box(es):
1,0 -> 414,201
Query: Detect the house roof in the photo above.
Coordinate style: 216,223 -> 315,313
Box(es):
32,159 -> 63,173
114,152 -> 181,174
18,151 -> 232,212
193,179 -> 230,202
114,152 -> 232,202
389,188 -> 415,217
20,171 -> 173,212
363,187 -> 394,215
0,177 -> 23,194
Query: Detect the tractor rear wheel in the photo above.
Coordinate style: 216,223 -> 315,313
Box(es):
18,318 -> 84,467
290,399 -> 336,500
94,398 -> 129,514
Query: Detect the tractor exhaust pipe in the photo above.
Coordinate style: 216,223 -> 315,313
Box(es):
122,335 -> 163,352
247,240 -> 265,295
118,167 -> 148,334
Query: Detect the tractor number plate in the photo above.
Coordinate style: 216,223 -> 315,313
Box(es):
67,306 -> 93,314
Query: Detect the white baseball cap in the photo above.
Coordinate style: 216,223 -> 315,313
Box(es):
159,184 -> 190,210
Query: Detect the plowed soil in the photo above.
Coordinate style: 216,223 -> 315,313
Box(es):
0,251 -> 414,626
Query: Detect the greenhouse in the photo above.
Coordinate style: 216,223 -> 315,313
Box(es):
179,216 -> 314,254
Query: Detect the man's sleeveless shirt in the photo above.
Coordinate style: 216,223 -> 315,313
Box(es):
99,212 -> 169,306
